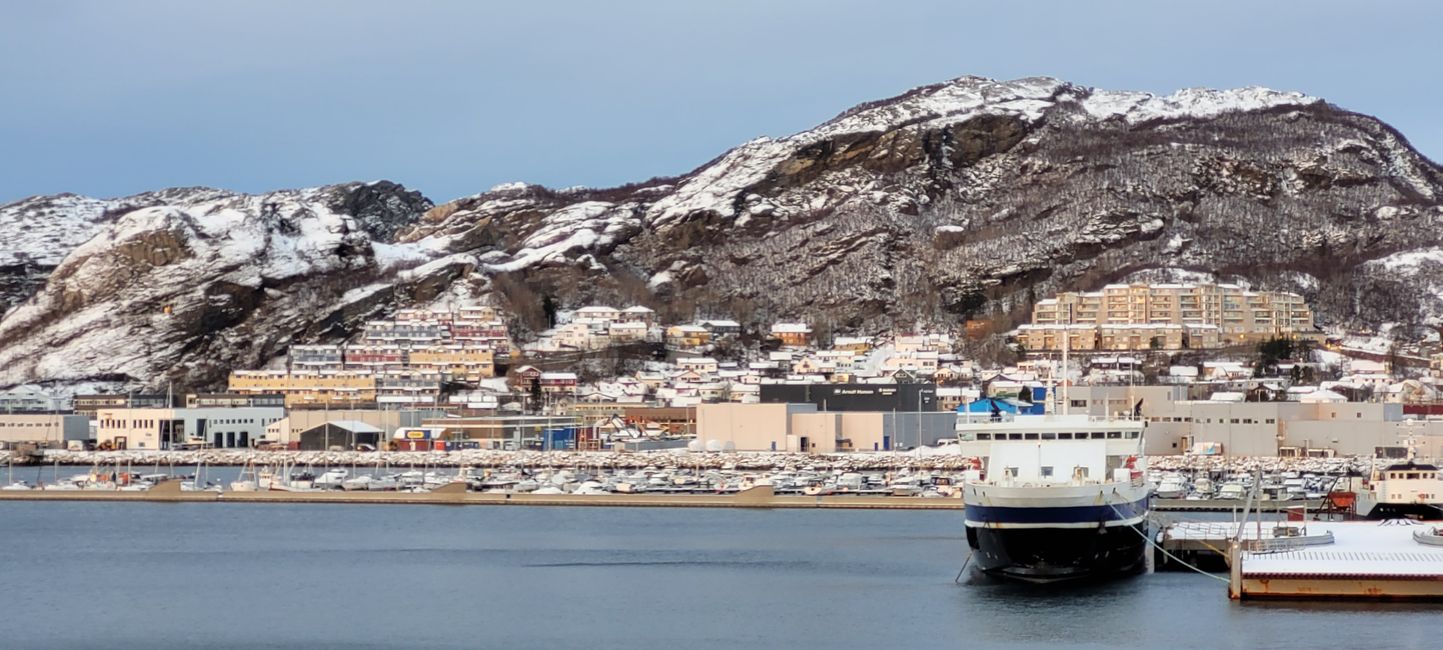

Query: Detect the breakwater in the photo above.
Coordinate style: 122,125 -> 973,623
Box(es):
1,448 -> 1378,473
1,448 -> 982,471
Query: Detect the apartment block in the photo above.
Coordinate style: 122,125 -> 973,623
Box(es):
1021,283 -> 1318,351
228,370 -> 378,408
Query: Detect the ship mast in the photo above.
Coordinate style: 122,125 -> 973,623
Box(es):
1061,302 -> 1071,416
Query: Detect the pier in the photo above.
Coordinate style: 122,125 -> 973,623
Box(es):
1160,520 -> 1443,600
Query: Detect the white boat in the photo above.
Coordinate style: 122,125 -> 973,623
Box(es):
340,475 -> 372,491
1354,459 -> 1443,520
2,481 -> 31,491
1155,474 -> 1187,499
314,468 -> 350,490
367,476 -> 400,491
1216,483 -> 1247,500
957,411 -> 1150,583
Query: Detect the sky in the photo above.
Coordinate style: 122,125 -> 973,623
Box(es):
1,0 -> 1440,205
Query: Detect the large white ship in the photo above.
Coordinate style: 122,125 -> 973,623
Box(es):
957,412 -> 1150,582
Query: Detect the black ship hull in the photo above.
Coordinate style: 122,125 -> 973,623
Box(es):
966,523 -> 1149,583
1364,502 -> 1443,521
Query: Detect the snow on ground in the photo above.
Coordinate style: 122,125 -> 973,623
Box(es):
1368,247 -> 1443,271
1080,86 -> 1318,123
485,201 -> 631,273
0,194 -> 115,267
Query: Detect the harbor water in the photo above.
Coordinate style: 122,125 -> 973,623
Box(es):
0,503 -> 1436,649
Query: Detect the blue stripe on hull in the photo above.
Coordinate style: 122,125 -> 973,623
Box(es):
965,497 -> 1149,525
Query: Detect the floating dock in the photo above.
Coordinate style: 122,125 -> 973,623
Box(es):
1161,520 -> 1443,600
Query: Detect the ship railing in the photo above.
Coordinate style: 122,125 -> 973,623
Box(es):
955,412 -> 1146,424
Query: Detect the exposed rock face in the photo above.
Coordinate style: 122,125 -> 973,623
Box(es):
4,75 -> 1443,391
0,183 -> 441,391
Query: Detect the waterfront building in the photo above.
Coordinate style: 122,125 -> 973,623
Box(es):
0,414 -> 90,448
73,394 -> 177,418
1067,385 -> 1443,457
95,406 -> 284,449
759,383 -> 939,412
696,402 -> 955,452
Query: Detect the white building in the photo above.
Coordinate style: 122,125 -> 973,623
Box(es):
96,407 -> 286,450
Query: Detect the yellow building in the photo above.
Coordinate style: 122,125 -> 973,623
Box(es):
228,370 -> 377,408
407,347 -> 495,383
1024,282 -> 1317,350
665,325 -> 712,348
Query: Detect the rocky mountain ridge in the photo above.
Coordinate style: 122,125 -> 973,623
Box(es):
3,76 -> 1442,391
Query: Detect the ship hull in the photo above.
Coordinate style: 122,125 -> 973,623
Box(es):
1363,502 -> 1443,521
966,521 -> 1149,583
963,485 -> 1150,583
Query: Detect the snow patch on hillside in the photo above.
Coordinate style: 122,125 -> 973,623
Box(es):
1082,86 -> 1319,123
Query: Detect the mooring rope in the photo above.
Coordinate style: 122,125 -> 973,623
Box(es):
1107,500 -> 1230,584
954,548 -> 973,584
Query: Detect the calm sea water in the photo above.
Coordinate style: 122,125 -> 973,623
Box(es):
0,503 -> 1436,650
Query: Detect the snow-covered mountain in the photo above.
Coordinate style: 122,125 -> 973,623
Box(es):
401,76 -> 1442,333
0,182 -> 443,390
3,75 -> 1442,391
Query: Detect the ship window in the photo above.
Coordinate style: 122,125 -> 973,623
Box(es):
1409,472 -> 1421,480
976,433 -> 991,440
1058,433 -> 1073,440
1024,433 -> 1039,440
1004,467 -> 1019,478
1008,433 -> 1023,440
1127,431 -> 1139,439
1107,431 -> 1122,439
1090,432 -> 1105,439
1041,432 -> 1056,440
1041,466 -> 1054,478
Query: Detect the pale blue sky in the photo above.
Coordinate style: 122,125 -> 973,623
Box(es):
2,0 -> 1439,205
